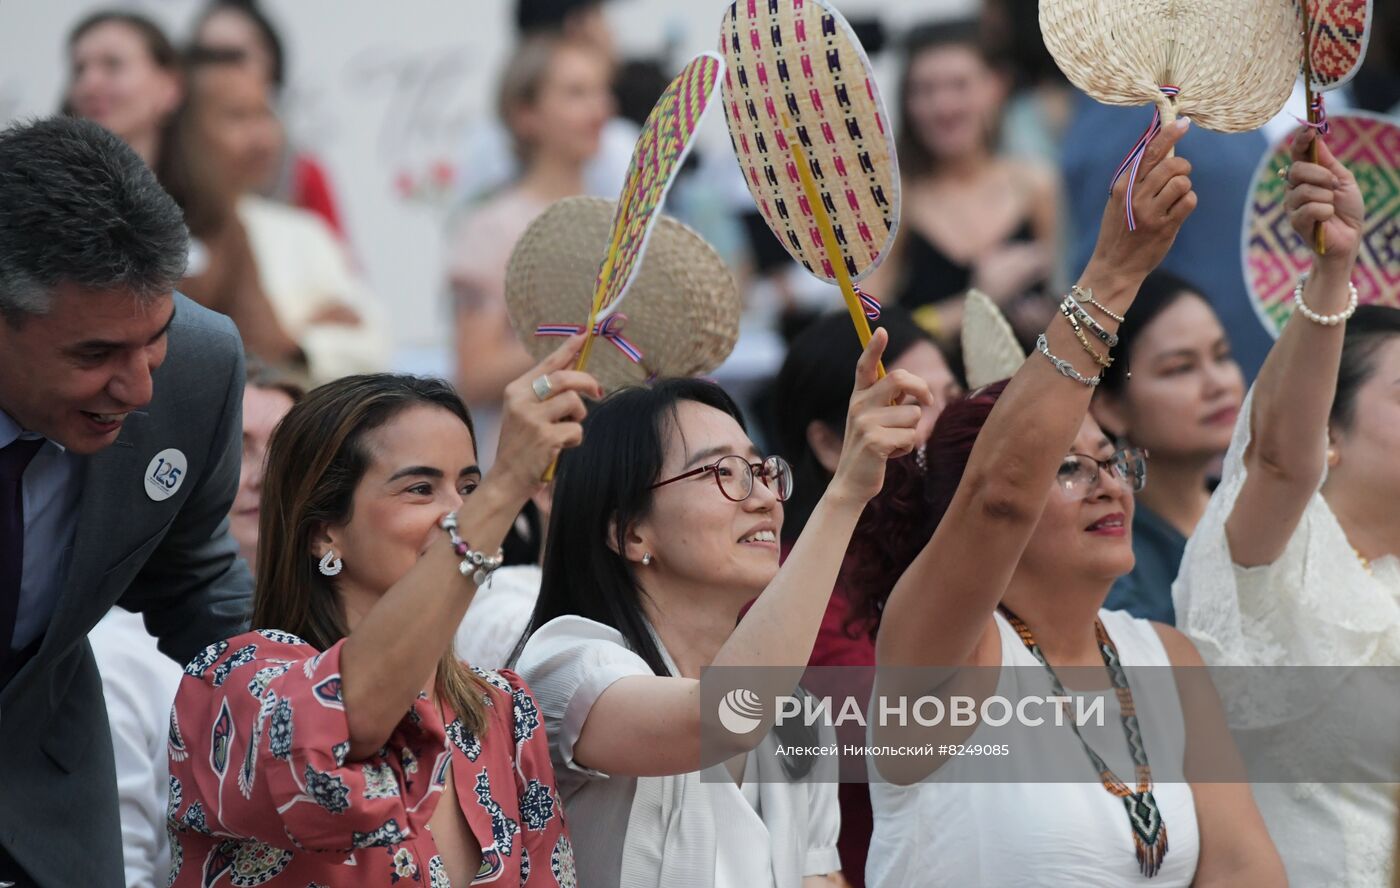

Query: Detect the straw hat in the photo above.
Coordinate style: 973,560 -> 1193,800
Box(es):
719,0 -> 900,284
1242,111 -> 1400,338
1039,0 -> 1300,131
506,196 -> 740,393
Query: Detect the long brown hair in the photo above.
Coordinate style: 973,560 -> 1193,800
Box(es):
895,19 -> 1000,180
254,374 -> 493,734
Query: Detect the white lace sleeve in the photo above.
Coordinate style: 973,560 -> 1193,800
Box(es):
1172,388 -> 1400,726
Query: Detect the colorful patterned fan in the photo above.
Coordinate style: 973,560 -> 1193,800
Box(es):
719,0 -> 900,373
1299,0 -> 1373,253
571,52 -> 725,375
1243,112 -> 1400,337
1040,0 -> 1301,229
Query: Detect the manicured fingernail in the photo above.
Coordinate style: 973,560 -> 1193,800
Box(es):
1175,117 -> 1191,131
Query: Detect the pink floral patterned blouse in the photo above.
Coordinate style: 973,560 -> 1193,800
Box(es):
166,630 -> 574,887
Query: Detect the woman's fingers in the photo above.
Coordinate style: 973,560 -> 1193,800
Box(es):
852,327 -> 889,393
1284,183 -> 1335,212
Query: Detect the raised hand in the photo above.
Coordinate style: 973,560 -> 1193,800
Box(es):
491,334 -> 602,500
828,328 -> 935,504
1086,118 -> 1197,287
1286,128 -> 1364,265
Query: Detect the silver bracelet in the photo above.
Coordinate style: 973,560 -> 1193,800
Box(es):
1293,274 -> 1359,326
1062,294 -> 1119,347
439,512 -> 504,585
1036,334 -> 1101,387
1072,285 -> 1126,324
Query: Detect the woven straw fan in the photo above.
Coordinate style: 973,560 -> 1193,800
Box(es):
961,289 -> 1028,389
1297,0 -> 1372,252
1040,0 -> 1300,131
720,0 -> 901,376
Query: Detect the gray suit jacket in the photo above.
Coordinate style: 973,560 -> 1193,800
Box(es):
0,295 -> 254,887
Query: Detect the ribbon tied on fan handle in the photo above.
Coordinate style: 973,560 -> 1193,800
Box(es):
536,312 -> 644,364
1109,86 -> 1181,232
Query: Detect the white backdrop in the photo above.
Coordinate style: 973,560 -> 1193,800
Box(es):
0,0 -> 972,364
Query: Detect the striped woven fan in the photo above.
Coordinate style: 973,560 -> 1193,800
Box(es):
719,0 -> 899,373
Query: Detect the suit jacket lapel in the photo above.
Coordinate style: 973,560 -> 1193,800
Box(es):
38,412 -> 156,661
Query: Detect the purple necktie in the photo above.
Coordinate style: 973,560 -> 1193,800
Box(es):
0,437 -> 43,656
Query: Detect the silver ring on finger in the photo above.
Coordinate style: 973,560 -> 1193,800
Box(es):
531,374 -> 554,402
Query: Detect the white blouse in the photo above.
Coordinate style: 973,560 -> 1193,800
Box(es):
1174,389 -> 1400,888
867,609 -> 1199,888
516,615 -> 841,888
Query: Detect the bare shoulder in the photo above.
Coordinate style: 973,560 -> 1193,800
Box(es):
1151,622 -> 1207,667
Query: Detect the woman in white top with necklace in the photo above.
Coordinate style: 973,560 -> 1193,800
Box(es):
516,342 -> 932,887
1174,128 -> 1399,886
869,120 -> 1284,886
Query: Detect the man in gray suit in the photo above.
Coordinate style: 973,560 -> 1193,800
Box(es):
0,118 -> 253,886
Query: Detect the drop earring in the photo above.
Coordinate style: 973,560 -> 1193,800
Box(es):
641,553 -> 653,566
318,550 -> 343,576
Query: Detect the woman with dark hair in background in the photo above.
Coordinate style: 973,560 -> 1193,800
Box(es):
866,121 -> 1283,886
860,19 -> 1060,346
769,308 -> 959,888
192,0 -> 347,237
514,334 -> 931,887
64,11 -> 181,167
154,47 -> 304,371
1090,270 -> 1246,623
168,337 -> 598,886
1174,128 -> 1400,887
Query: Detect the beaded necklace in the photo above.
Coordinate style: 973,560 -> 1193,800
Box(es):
998,605 -> 1169,877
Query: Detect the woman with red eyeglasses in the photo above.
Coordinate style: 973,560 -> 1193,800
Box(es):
511,334 -> 932,888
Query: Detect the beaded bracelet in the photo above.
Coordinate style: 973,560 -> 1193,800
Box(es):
1293,275 -> 1359,327
1036,334 -> 1101,387
1071,285 -> 1126,324
439,512 -> 505,585
1059,300 -> 1115,368
1063,294 -> 1119,347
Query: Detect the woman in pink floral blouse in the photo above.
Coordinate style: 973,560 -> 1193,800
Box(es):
167,336 -> 599,887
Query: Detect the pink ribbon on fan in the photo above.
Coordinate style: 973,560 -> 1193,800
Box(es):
853,287 -> 882,321
535,313 -> 644,363
1294,94 -> 1331,135
1109,85 -> 1181,231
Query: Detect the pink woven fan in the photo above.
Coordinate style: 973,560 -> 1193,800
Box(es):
719,0 -> 900,372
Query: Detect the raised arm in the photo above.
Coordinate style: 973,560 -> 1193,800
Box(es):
878,119 -> 1197,671
340,336 -> 597,759
1225,129 -> 1364,568
570,330 -> 934,776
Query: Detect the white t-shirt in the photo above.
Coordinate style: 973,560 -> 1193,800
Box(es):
88,606 -> 185,888
516,614 -> 839,888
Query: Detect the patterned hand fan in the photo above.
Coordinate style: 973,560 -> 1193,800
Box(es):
569,52 -> 725,375
1243,111 -> 1400,337
1299,0 -> 1372,252
720,0 -> 900,372
1040,0 -> 1301,229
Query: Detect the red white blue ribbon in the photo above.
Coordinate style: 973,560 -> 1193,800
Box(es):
853,287 -> 881,321
535,313 -> 644,363
1109,86 -> 1180,231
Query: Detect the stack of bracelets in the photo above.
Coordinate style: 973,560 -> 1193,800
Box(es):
438,512 -> 505,586
1035,285 -> 1124,387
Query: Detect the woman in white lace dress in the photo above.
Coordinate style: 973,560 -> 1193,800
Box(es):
1173,127 -> 1400,887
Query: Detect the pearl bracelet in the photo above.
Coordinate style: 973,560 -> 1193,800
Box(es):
1036,334 -> 1101,387
439,512 -> 504,586
1293,275 -> 1359,327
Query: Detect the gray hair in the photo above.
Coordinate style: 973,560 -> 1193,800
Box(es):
0,116 -> 188,325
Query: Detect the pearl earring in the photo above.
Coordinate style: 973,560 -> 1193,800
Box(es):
641,553 -> 653,566
318,550 -> 343,576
